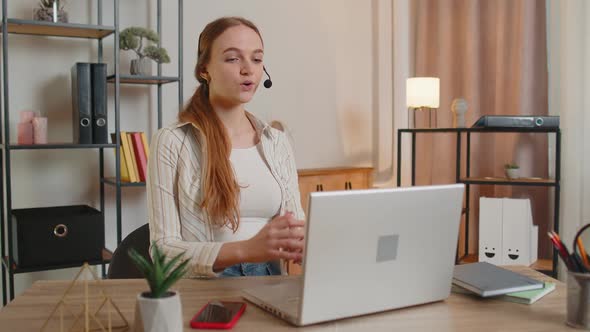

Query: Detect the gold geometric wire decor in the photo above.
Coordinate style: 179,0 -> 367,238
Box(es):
40,263 -> 130,332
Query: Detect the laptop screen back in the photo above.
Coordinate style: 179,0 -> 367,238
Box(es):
299,184 -> 464,325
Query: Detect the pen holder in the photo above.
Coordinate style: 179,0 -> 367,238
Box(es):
567,271 -> 590,329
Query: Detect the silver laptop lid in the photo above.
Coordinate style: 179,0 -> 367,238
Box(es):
299,184 -> 464,325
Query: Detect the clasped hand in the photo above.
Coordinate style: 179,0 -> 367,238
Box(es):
245,212 -> 305,263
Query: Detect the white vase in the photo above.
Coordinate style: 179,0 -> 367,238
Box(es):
33,7 -> 68,23
505,168 -> 520,179
135,291 -> 183,332
130,58 -> 151,76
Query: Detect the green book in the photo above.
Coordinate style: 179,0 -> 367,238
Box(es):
496,282 -> 556,304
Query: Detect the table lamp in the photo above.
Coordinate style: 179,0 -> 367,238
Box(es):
406,77 -> 440,128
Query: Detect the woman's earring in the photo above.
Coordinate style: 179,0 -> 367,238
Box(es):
203,72 -> 210,82
201,75 -> 209,91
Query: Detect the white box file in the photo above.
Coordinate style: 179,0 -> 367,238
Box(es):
478,197 -> 538,266
478,197 -> 503,265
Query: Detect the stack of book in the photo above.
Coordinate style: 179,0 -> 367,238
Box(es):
452,262 -> 555,305
111,132 -> 149,183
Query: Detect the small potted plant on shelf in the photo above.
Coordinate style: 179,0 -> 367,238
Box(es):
129,242 -> 189,332
120,27 -> 171,76
504,163 -> 520,179
33,0 -> 68,23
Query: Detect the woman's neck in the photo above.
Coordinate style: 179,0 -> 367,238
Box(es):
210,99 -> 256,147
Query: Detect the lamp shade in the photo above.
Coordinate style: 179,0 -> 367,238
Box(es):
406,77 -> 440,108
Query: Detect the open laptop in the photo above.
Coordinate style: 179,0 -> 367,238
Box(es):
242,184 -> 465,326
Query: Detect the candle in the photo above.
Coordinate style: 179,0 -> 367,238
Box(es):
19,110 -> 36,124
32,117 -> 48,144
17,122 -> 34,145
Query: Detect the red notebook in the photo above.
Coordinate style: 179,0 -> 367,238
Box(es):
130,132 -> 148,182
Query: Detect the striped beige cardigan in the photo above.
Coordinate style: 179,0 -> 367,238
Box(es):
147,112 -> 305,278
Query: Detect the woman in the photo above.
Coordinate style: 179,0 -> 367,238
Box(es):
147,16 -> 305,278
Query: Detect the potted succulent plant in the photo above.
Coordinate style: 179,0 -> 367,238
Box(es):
129,243 -> 189,332
504,163 -> 520,179
33,0 -> 68,23
120,27 -> 171,76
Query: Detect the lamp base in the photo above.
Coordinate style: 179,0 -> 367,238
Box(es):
408,107 -> 437,129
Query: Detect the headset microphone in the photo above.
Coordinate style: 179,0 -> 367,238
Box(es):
263,66 -> 273,88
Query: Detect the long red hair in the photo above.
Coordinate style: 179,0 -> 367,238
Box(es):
178,17 -> 263,231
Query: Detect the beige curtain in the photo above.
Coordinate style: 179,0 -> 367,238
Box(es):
547,0 -> 590,279
412,0 -> 550,259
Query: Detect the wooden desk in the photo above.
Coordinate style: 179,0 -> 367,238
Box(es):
0,266 -> 575,331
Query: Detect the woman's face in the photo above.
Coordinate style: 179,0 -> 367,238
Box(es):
204,25 -> 264,107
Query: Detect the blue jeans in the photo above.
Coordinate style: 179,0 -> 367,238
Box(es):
220,261 -> 281,277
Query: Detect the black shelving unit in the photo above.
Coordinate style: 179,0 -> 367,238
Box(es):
2,18 -> 115,38
107,74 -> 180,85
0,0 -> 121,305
2,249 -> 113,274
0,0 -> 184,306
101,0 -> 184,245
101,177 -> 146,187
8,143 -> 117,150
396,127 -> 561,277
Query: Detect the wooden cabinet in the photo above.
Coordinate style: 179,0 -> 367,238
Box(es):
297,167 -> 373,214
288,167 -> 373,275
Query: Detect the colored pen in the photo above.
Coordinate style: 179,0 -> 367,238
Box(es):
577,237 -> 590,268
556,233 -> 581,272
548,232 -> 575,271
552,231 -> 564,244
547,233 -> 567,267
573,253 -> 589,273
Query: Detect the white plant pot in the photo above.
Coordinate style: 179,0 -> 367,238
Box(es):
33,7 -> 68,23
135,291 -> 183,332
130,58 -> 152,76
505,168 -> 520,179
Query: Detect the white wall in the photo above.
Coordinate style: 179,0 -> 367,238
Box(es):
165,0 -> 375,169
1,0 -> 392,302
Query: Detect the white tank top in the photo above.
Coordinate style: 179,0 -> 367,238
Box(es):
212,143 -> 282,242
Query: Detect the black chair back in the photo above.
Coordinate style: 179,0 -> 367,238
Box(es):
107,223 -> 150,279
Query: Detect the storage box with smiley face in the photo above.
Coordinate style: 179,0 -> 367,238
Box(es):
478,197 -> 538,266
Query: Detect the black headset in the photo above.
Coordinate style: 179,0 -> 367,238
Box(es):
198,33 -> 273,89
262,67 -> 272,88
